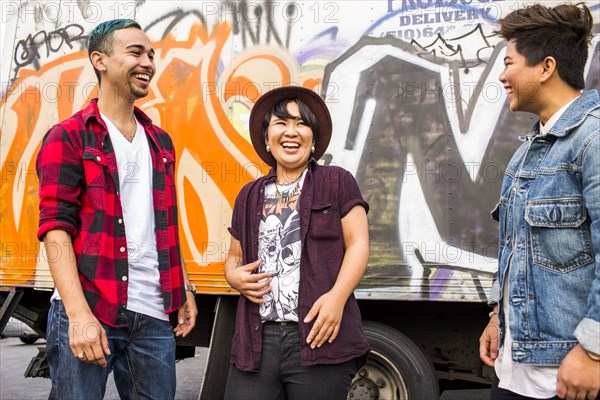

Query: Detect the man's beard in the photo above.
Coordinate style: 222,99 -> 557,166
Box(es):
129,80 -> 149,99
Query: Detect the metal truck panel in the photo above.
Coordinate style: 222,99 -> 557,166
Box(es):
1,0 -> 599,303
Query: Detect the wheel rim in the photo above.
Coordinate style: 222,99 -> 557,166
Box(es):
347,349 -> 409,400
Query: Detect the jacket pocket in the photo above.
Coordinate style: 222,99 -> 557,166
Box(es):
525,198 -> 593,272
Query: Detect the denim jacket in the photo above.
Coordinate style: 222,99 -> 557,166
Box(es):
490,90 -> 600,365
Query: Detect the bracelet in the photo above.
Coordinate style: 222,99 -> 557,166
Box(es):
184,283 -> 196,297
586,350 -> 600,362
488,311 -> 498,318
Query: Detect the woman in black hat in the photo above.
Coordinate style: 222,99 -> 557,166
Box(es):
223,86 -> 371,399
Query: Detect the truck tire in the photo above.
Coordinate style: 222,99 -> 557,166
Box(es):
348,321 -> 438,400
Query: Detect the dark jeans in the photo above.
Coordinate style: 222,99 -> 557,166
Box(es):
46,300 -> 176,400
224,322 -> 357,400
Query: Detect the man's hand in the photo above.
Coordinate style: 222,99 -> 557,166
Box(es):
173,291 -> 198,337
557,344 -> 600,400
224,259 -> 272,304
68,311 -> 111,367
479,314 -> 499,367
304,290 -> 346,349
44,230 -> 110,366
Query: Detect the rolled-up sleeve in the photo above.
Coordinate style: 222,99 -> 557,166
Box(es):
338,169 -> 369,218
36,126 -> 83,241
488,278 -> 500,306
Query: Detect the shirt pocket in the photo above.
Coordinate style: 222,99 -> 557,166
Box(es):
525,198 -> 593,273
82,148 -> 108,210
309,202 -> 341,240
82,148 -> 108,188
160,150 -> 176,188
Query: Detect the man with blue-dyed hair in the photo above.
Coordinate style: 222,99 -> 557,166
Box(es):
37,19 -> 198,399
86,19 -> 141,83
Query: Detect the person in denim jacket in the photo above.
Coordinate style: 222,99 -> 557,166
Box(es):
478,4 -> 599,400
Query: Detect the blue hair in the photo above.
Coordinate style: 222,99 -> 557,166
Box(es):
87,19 -> 142,82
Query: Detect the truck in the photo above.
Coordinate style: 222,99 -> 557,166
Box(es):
1,0 -> 598,398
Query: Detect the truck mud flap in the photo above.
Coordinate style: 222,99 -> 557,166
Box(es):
24,346 -> 50,379
199,295 -> 237,400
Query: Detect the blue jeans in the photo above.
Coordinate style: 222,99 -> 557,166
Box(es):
224,322 -> 357,400
46,300 -> 176,400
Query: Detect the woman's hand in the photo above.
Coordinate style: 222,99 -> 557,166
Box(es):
225,259 -> 272,304
302,205 -> 369,350
304,290 -> 346,349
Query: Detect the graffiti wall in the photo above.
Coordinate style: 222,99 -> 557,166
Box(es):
1,0 -> 599,301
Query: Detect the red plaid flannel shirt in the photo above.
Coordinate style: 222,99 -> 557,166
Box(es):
36,99 -> 185,327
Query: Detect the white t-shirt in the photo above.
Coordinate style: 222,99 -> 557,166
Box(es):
102,113 -> 168,321
495,96 -> 580,397
257,170 -> 307,322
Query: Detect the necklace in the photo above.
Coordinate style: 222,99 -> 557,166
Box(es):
274,168 -> 306,202
274,180 -> 301,203
275,170 -> 305,186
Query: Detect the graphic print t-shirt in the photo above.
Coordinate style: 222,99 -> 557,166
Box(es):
258,171 -> 307,322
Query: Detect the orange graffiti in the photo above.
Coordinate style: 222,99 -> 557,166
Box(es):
0,21 -> 325,293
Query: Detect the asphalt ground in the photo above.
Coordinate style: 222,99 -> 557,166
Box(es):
0,337 -> 206,400
1,337 -> 490,399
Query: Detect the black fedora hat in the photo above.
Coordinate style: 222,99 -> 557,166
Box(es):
249,86 -> 332,167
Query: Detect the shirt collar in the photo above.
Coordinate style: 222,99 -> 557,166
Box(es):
526,90 -> 599,138
539,95 -> 580,135
81,98 -> 154,129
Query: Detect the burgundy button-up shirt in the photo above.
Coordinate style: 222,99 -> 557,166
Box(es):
36,99 -> 185,327
228,159 -> 371,371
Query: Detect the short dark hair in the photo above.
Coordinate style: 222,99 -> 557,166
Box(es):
261,98 -> 320,142
497,2 -> 593,90
87,19 -> 142,83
